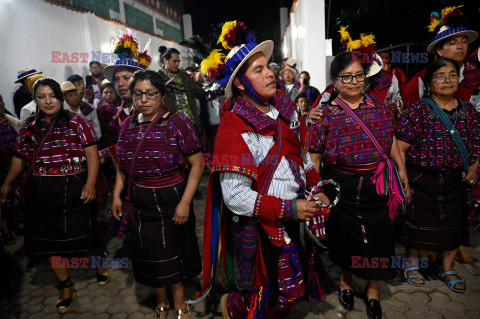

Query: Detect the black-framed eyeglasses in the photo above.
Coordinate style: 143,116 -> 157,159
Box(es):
336,73 -> 367,84
132,91 -> 161,100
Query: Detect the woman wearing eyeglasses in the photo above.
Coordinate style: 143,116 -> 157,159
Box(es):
306,51 -> 408,319
112,70 -> 204,319
395,58 -> 480,294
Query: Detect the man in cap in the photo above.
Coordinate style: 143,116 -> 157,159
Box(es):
200,21 -> 331,318
278,66 -> 300,100
282,57 -> 297,70
67,74 -> 99,108
61,81 -> 102,139
13,68 -> 42,117
158,46 -> 207,134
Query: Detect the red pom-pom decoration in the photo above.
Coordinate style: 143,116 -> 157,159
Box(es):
25,124 -> 37,138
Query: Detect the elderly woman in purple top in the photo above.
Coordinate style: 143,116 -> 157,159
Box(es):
112,70 -> 203,319
395,58 -> 480,294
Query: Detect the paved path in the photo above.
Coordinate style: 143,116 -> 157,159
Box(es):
1,175 -> 479,318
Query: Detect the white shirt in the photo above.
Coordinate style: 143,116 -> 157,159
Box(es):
208,98 -> 221,125
219,108 -> 315,243
65,103 -> 102,139
20,100 -> 36,125
82,97 -> 101,109
285,83 -> 294,94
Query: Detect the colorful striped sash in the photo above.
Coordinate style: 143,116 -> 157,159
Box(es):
334,97 -> 405,220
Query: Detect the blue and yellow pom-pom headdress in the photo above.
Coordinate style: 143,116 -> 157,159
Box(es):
426,5 -> 478,53
200,21 -> 273,100
104,29 -> 152,82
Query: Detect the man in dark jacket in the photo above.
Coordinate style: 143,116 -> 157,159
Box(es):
157,47 -> 207,133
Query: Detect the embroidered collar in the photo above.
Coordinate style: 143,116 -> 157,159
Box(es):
368,70 -> 392,93
423,97 -> 469,117
329,94 -> 373,110
232,93 -> 295,131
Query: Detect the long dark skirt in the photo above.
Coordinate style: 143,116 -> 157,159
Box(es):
127,178 -> 202,288
398,167 -> 466,251
24,171 -> 98,257
324,166 -> 395,280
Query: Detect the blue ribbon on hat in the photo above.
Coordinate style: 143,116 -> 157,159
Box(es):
215,42 -> 270,106
433,26 -> 467,41
114,59 -> 146,69
17,69 -> 39,80
217,42 -> 258,85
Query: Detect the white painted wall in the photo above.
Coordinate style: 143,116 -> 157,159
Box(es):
0,0 -> 188,114
281,0 -> 326,92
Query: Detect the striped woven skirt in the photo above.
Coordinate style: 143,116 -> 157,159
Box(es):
24,170 -> 98,257
127,176 -> 202,288
398,166 -> 466,251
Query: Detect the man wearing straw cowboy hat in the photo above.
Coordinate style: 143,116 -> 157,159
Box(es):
199,21 -> 334,318
13,67 -> 42,117
98,29 -> 152,165
278,66 -> 300,100
403,5 -> 479,109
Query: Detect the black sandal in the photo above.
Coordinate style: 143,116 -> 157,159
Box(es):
96,251 -> 111,286
56,276 -> 76,314
155,305 -> 169,319
174,308 -> 189,319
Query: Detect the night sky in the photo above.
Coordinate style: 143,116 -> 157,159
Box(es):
183,0 -> 480,65
183,0 -> 294,61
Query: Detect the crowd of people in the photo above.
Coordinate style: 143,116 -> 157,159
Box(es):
1,4 -> 480,319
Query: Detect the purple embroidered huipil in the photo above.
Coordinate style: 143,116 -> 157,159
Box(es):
96,101 -> 120,148
303,86 -> 321,110
0,120 -> 17,168
14,114 -> 97,175
116,111 -> 201,179
395,98 -> 480,171
306,95 -> 395,167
